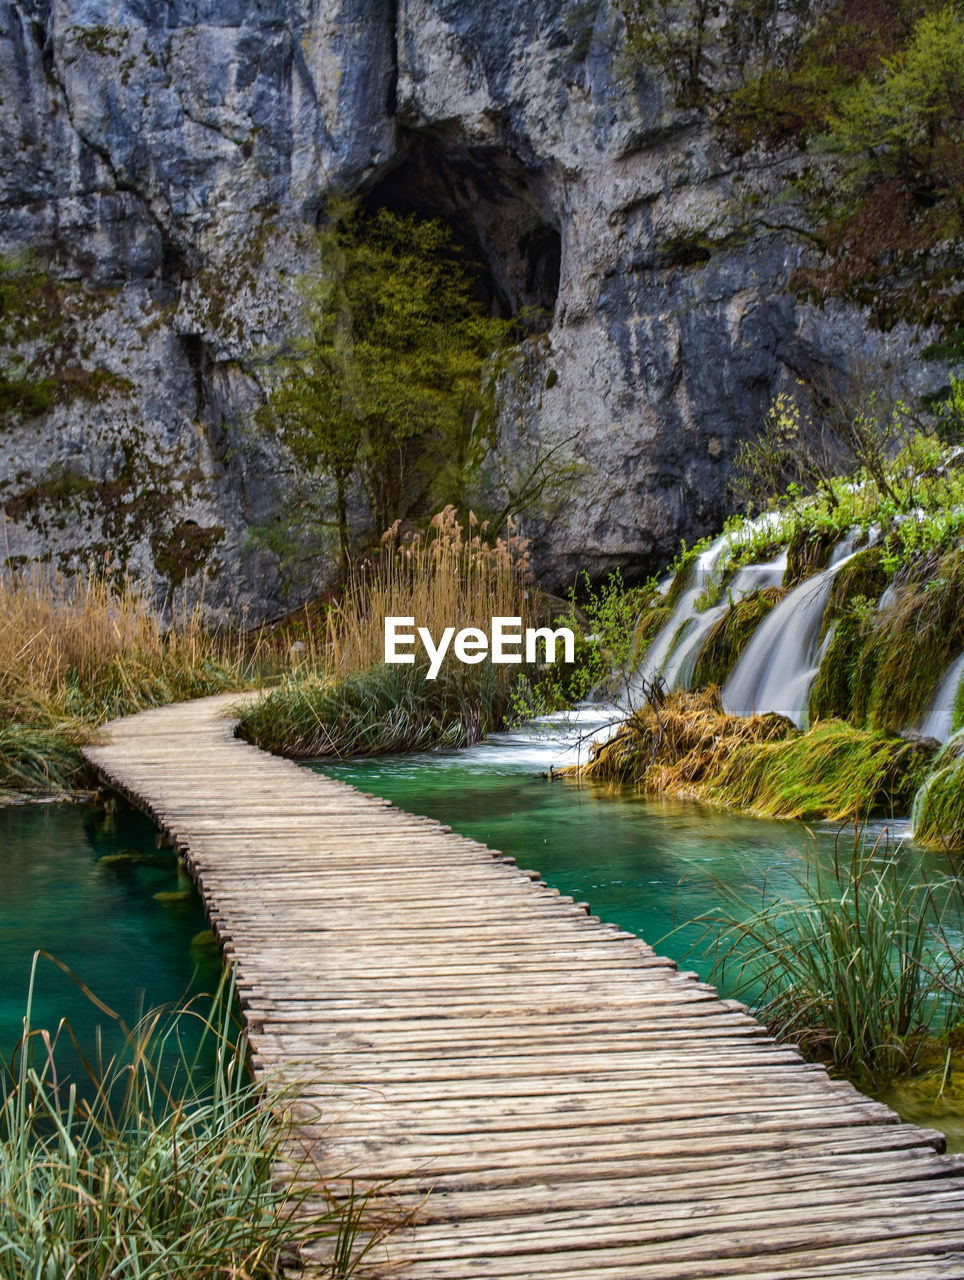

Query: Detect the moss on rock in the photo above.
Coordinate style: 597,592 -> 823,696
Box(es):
912,734 -> 964,850
692,587 -> 786,688
569,690 -> 934,822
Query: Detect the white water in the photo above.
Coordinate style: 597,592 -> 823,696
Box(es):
920,652 -> 964,742
720,539 -> 859,728
628,533 -> 732,700
627,544 -> 788,703
397,706 -> 622,774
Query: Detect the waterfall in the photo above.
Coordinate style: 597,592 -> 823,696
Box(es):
656,552 -> 789,692
920,652 -> 964,742
626,534 -> 731,704
626,537 -> 787,706
721,539 -> 859,728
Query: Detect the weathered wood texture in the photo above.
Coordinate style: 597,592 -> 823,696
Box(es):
83,694 -> 964,1279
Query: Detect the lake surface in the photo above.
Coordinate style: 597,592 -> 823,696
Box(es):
0,798 -> 221,1083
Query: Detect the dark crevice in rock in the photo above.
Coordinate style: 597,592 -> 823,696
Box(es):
180,334 -> 207,421
386,0 -> 399,118
29,17 -> 54,79
362,128 -> 561,327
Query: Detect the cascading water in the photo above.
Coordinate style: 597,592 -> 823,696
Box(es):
920,652 -> 964,742
721,538 -> 859,728
625,536 -> 787,706
627,533 -> 732,703
625,523 -> 958,743
657,552 -> 789,692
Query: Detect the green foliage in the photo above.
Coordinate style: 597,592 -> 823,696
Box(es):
853,552 -> 964,731
827,6 -> 964,191
618,0 -> 802,107
0,962 -> 383,1279
238,661 -> 516,758
258,203 -> 514,572
725,423 -> 964,572
705,842 -> 964,1083
520,571 -> 656,714
912,733 -> 964,847
808,596 -> 875,722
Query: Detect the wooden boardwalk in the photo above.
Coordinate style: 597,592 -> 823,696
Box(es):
83,693 -> 964,1279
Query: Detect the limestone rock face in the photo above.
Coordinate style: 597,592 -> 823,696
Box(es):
0,0 -> 922,613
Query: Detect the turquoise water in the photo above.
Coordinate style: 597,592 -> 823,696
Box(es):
0,799 -> 221,1084
314,710 -> 943,974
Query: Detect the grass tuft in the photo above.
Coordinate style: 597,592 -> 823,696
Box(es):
0,957 -> 388,1279
703,840 -> 964,1084
691,588 -> 786,689
706,720 -> 933,821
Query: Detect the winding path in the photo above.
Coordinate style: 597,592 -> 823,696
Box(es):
83,694 -> 964,1279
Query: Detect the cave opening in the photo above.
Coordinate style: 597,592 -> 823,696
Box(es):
360,131 -> 561,329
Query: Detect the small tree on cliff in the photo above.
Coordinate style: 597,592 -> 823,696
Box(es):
259,203 -> 514,573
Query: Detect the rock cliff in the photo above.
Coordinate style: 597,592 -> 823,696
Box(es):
0,0 -> 926,616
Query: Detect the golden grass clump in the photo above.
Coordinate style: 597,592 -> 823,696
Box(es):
706,720 -> 934,821
572,688 -> 795,792
571,689 -> 933,822
0,564 -> 251,793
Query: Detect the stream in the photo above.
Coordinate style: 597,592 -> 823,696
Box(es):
0,799 -> 221,1086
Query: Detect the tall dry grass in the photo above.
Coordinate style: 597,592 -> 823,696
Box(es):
327,506 -> 534,673
0,565 -> 254,792
239,508 -> 539,758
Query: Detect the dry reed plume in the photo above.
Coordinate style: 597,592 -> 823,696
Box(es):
0,564 -> 252,791
327,505 -> 534,673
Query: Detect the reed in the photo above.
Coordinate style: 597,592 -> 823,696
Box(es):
0,957 -> 386,1279
239,508 -> 536,758
703,838 -> 964,1083
0,565 -> 254,793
